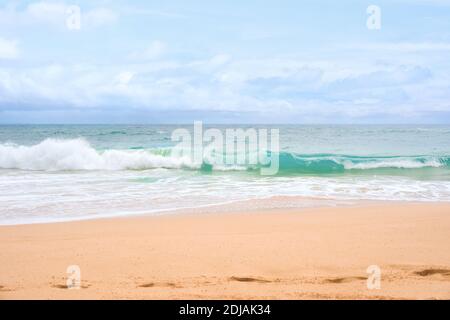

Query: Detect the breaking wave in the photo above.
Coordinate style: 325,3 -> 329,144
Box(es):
0,139 -> 195,171
0,139 -> 449,173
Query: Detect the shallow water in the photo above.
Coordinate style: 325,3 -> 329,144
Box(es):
1,124 -> 449,224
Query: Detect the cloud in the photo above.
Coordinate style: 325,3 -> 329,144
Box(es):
26,1 -> 67,25
121,6 -> 187,19
209,54 -> 232,66
129,41 -> 167,60
0,38 -> 19,59
0,52 -> 448,122
115,71 -> 134,85
393,0 -> 450,6
328,65 -> 432,91
1,1 -> 450,123
0,1 -> 118,29
83,7 -> 118,27
348,42 -> 450,52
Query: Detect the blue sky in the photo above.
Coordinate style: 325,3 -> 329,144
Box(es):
1,0 -> 450,123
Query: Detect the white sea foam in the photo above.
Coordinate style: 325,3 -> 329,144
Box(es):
341,159 -> 443,170
0,138 -> 195,171
1,126 -> 450,225
1,170 -> 450,225
1,139 -> 446,172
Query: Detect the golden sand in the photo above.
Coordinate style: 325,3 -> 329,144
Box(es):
1,203 -> 449,299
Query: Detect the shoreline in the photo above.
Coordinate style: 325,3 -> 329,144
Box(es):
1,202 -> 449,299
1,196 -> 443,226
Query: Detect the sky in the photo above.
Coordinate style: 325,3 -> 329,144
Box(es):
0,0 -> 450,124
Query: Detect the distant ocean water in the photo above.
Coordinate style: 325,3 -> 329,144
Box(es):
1,124 -> 450,225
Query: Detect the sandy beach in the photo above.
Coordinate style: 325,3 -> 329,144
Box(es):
1,203 -> 449,300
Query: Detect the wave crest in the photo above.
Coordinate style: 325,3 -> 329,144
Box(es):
0,139 -> 448,173
275,152 -> 447,173
0,139 -> 194,171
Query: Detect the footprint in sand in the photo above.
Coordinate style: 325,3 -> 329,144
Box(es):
138,282 -> 182,289
324,276 -> 366,284
414,268 -> 450,277
229,276 -> 272,284
52,283 -> 91,289
0,285 -> 13,292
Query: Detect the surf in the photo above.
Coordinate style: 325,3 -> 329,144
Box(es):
0,138 -> 449,175
0,138 -> 195,171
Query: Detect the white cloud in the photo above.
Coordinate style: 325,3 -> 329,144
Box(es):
129,41 -> 167,60
26,2 -> 66,25
83,8 -> 118,27
121,6 -> 187,19
393,0 -> 450,6
0,38 -> 19,59
347,42 -> 450,52
209,54 -> 232,67
115,71 -> 134,85
0,1 -> 118,29
0,47 -> 449,121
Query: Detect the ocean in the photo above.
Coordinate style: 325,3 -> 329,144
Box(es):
1,124 -> 449,225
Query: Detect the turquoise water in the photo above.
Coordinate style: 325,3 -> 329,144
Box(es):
1,125 -> 450,224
